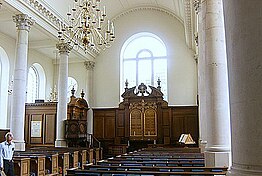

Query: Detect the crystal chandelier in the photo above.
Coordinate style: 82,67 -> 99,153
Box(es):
58,0 -> 115,53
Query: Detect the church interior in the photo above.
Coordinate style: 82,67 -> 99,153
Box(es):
0,0 -> 261,175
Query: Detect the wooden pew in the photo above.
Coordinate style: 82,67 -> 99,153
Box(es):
13,156 -> 30,176
29,147 -> 79,170
84,164 -> 228,173
96,160 -> 205,167
14,153 -> 46,176
19,151 -> 59,175
67,168 -> 228,175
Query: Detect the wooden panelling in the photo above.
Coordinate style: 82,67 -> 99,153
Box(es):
0,129 -> 10,142
25,102 -> 57,147
30,114 -> 43,144
93,105 -> 199,157
94,116 -> 104,138
93,109 -> 116,140
45,114 -> 56,144
104,116 -> 115,138
117,128 -> 125,137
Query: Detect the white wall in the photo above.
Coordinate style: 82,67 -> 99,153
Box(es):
0,32 -> 55,128
68,62 -> 88,99
28,50 -> 54,101
93,8 -> 197,107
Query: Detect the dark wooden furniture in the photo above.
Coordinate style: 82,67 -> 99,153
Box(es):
24,102 -> 57,148
13,156 -> 30,176
0,129 -> 10,142
65,89 -> 89,147
14,153 -> 46,176
93,83 -> 199,156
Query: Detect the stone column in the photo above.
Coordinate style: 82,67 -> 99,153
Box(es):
11,14 -> 34,151
84,61 -> 95,134
55,43 -> 72,147
223,0 -> 262,175
199,0 -> 231,167
194,0 -> 208,152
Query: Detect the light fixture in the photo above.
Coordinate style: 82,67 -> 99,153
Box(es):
57,0 -> 115,53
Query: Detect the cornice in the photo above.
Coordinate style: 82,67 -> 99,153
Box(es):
112,6 -> 184,25
183,0 -> 193,49
4,0 -> 99,58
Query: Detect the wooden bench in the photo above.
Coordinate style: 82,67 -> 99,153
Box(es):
13,156 -> 30,176
14,153 -> 46,176
67,168 -> 227,175
19,151 -> 59,175
84,164 -> 228,172
96,160 -> 205,167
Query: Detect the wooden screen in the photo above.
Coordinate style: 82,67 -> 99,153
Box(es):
129,100 -> 157,140
144,109 -> 157,136
130,109 -> 142,137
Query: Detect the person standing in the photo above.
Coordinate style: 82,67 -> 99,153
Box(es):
0,132 -> 15,176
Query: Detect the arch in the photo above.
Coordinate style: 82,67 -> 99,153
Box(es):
26,63 -> 46,103
0,47 -> 10,129
67,76 -> 78,100
120,32 -> 168,100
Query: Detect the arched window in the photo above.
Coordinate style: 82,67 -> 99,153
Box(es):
120,32 -> 168,99
0,47 -> 9,129
27,66 -> 39,103
67,77 -> 78,100
26,63 -> 46,103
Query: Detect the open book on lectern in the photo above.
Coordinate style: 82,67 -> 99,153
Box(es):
178,134 -> 196,144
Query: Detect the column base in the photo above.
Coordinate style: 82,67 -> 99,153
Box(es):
227,165 -> 262,176
55,139 -> 67,147
14,140 -> 25,151
199,140 -> 207,153
205,151 -> 230,167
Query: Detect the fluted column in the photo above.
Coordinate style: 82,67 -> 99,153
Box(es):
11,14 -> 34,151
199,0 -> 231,167
84,61 -> 95,134
55,43 -> 72,147
223,0 -> 262,175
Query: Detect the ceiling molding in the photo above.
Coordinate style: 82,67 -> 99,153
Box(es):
183,0 -> 196,50
112,5 -> 184,24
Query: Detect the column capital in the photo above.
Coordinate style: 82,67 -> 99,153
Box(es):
56,42 -> 72,54
84,61 -> 95,70
13,14 -> 34,31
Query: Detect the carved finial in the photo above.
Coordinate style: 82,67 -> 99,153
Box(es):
81,89 -> 85,98
71,86 -> 75,97
157,77 -> 161,91
125,79 -> 129,91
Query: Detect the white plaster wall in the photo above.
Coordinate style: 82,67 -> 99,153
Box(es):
0,33 -> 15,129
0,32 -> 55,128
93,9 -> 197,107
28,50 -> 54,101
68,62 -> 88,99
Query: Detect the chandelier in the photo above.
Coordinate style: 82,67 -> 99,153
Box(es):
58,0 -> 115,53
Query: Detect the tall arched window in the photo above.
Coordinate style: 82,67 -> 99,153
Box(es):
67,77 -> 78,101
27,63 -> 46,103
120,32 -> 168,99
27,66 -> 39,103
0,47 -> 9,129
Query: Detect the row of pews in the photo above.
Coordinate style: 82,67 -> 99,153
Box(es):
13,147 -> 102,176
67,147 -> 228,176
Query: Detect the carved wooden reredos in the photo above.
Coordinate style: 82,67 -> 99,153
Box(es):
120,83 -> 168,141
